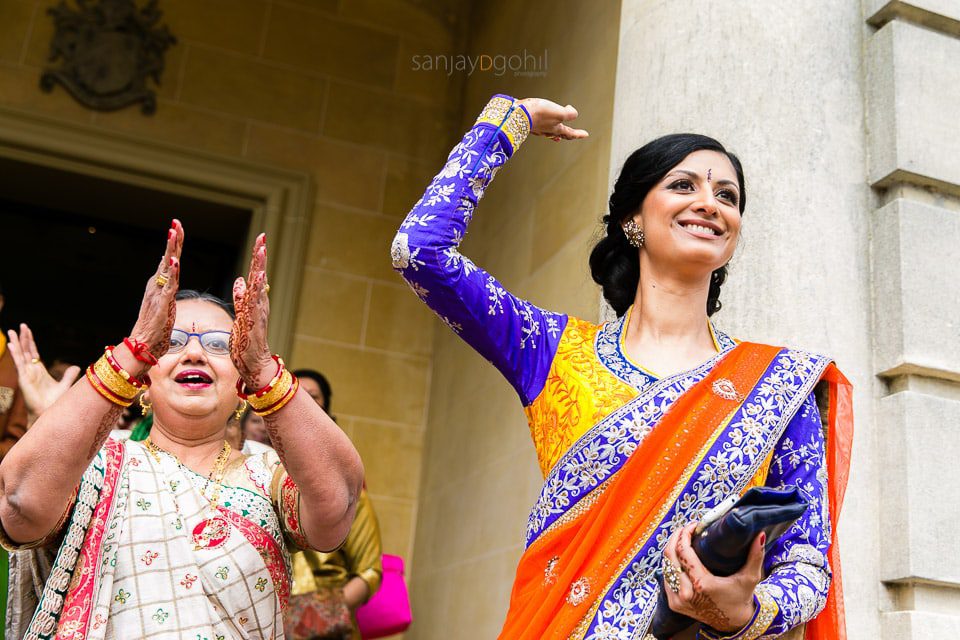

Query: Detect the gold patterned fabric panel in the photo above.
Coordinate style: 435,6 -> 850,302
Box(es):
525,317 -> 637,476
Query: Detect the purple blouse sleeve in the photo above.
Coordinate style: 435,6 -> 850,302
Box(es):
701,392 -> 833,639
390,95 -> 567,406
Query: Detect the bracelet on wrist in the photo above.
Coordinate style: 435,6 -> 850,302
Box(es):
237,355 -> 299,416
122,337 -> 159,366
254,375 -> 299,416
86,346 -> 150,407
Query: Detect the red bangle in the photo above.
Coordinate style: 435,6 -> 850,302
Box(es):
123,337 -> 159,366
104,346 -> 151,388
85,365 -> 135,407
236,355 -> 284,399
253,376 -> 300,416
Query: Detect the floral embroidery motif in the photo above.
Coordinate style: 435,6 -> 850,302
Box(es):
238,616 -> 249,625
567,577 -> 591,606
280,475 -> 308,549
543,556 -> 560,585
140,550 -> 159,566
215,566 -> 229,580
581,352 -> 832,637
136,497 -> 151,511
93,613 -> 106,629
168,480 -> 179,491
180,573 -> 198,589
152,608 -> 169,624
114,589 -> 131,604
712,378 -> 742,401
255,577 -> 268,592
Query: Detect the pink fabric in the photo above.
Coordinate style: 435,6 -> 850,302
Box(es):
355,554 -> 412,639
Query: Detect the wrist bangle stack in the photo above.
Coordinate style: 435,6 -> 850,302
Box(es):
86,346 -> 150,407
237,355 -> 300,416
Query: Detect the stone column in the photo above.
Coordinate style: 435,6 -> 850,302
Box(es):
865,1 -> 960,637
609,1 -> 881,636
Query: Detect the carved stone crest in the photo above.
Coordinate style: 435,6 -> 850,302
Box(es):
40,0 -> 176,114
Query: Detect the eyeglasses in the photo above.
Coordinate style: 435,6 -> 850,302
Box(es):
168,329 -> 231,356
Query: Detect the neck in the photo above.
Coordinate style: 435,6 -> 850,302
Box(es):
148,415 -> 227,470
628,258 -> 714,350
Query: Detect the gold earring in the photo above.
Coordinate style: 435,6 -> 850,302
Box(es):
139,393 -> 153,416
623,219 -> 645,248
234,400 -> 248,422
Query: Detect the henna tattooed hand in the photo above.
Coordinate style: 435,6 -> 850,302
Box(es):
127,220 -> 184,371
662,522 -> 765,633
231,233 -> 275,389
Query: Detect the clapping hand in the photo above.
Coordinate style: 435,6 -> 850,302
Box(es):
517,98 -> 589,142
6,324 -> 81,423
126,219 -> 184,370
231,233 -> 275,390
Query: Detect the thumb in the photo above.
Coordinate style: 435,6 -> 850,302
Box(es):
60,365 -> 82,388
561,104 -> 579,121
743,532 -> 767,581
232,276 -> 247,310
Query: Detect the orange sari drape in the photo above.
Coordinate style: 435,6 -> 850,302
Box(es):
499,344 -> 853,640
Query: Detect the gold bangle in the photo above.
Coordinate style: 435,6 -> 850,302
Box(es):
92,354 -> 139,401
256,377 -> 299,417
247,368 -> 294,412
86,366 -> 134,407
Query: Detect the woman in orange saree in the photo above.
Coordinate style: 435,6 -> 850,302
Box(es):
392,95 -> 853,639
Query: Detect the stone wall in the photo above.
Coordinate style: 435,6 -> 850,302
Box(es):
610,0 -> 880,636
865,1 -> 960,636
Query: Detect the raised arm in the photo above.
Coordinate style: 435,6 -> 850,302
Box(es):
0,221 -> 185,545
232,235 -> 364,551
391,95 -> 587,406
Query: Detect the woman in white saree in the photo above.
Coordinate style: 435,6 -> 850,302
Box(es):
0,221 -> 364,639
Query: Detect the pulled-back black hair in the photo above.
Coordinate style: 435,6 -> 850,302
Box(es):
588,133 -> 746,317
175,289 -> 235,319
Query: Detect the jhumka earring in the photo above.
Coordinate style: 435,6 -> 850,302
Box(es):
139,393 -> 153,416
623,219 -> 645,248
234,400 -> 248,422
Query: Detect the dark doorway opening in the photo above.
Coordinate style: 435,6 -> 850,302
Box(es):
0,156 -> 252,369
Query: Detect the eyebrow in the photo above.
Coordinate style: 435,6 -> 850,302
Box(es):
666,169 -> 739,190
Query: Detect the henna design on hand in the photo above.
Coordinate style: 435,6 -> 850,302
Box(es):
130,222 -> 183,359
87,405 -> 123,458
230,234 -> 273,387
689,584 -> 731,631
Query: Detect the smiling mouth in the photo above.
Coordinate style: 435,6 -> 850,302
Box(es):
174,370 -> 213,386
677,221 -> 722,237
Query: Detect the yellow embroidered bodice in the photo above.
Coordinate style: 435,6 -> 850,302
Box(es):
524,317 -> 637,476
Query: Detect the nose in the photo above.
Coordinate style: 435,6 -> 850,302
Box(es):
693,188 -> 720,216
180,335 -> 208,362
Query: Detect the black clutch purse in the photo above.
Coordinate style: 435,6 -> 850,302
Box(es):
649,486 -> 809,639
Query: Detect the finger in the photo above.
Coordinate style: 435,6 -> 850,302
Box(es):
555,123 -> 590,140
560,104 -> 579,121
676,523 -> 709,583
245,233 -> 265,282
7,329 -> 25,371
741,531 -> 767,582
167,256 -> 181,292
171,218 -> 184,257
60,365 -> 82,387
22,323 -> 41,362
233,276 -> 248,312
